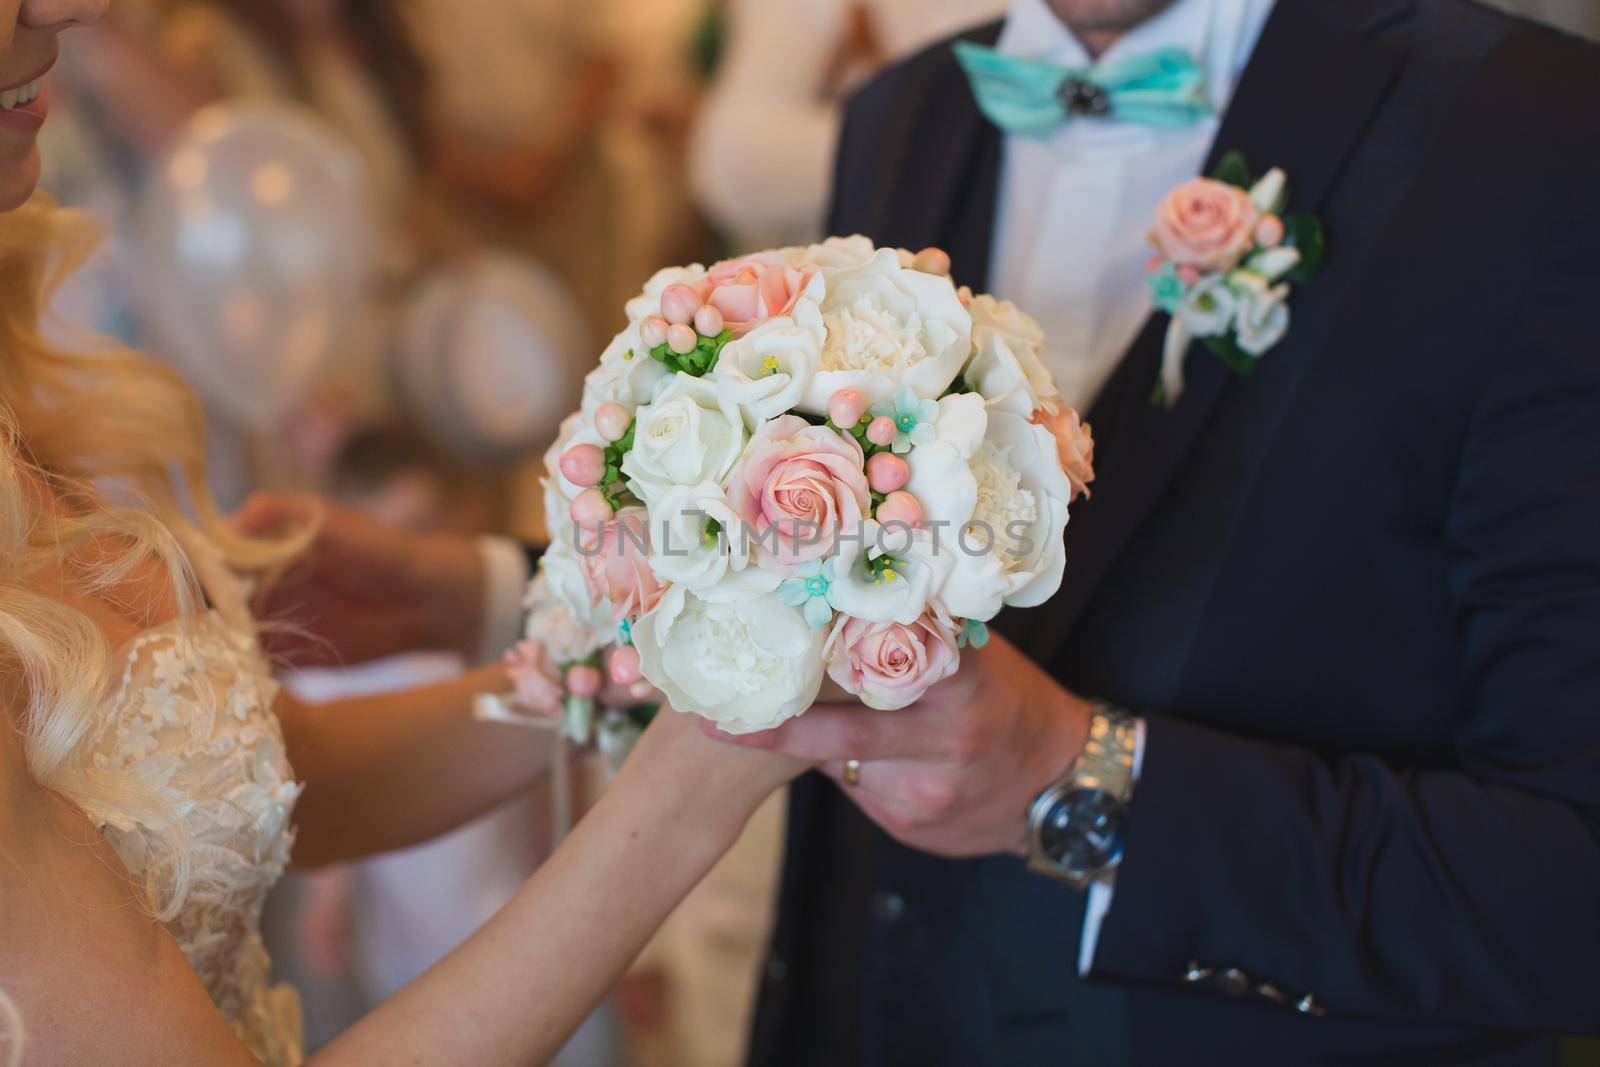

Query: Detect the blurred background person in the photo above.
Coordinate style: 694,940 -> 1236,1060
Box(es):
689,0 -> 1007,253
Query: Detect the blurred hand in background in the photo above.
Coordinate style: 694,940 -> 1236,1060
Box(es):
234,491 -> 488,666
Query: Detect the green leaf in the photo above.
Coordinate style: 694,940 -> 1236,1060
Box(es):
1212,150 -> 1253,190
1203,333 -> 1260,377
1282,213 -> 1325,284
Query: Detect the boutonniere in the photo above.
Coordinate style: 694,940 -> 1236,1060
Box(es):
1144,152 -> 1325,406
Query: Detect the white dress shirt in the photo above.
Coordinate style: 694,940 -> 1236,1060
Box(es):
985,0 -> 1276,970
989,0 -> 1276,413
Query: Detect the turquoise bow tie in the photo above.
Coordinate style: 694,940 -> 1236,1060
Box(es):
953,41 -> 1212,136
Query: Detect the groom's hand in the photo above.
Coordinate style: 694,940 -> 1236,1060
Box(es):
233,492 -> 487,666
709,635 -> 1093,858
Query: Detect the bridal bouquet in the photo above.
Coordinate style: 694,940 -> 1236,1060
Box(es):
494,236 -> 1094,747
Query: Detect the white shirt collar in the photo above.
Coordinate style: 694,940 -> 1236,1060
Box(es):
994,0 -> 1277,113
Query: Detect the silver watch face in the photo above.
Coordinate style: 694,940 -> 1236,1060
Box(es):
1038,787 -> 1127,875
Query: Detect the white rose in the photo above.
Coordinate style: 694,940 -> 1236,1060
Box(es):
621,374 -> 746,504
633,585 -> 825,734
1235,283 -> 1290,356
1177,274 -> 1237,338
581,322 -> 670,416
827,520 -> 954,625
624,264 -> 707,323
798,249 -> 973,412
646,481 -> 781,601
711,301 -> 825,425
962,291 -> 1061,417
540,534 -> 614,633
522,572 -> 606,664
938,411 -> 1073,619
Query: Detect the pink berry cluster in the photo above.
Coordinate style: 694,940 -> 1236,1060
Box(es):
825,388 -> 924,530
559,401 -> 635,529
554,645 -> 653,714
640,283 -> 732,377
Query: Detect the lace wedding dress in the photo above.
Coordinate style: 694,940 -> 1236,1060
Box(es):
77,528 -> 305,1065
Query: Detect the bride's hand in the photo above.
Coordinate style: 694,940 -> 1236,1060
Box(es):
620,704 -> 810,833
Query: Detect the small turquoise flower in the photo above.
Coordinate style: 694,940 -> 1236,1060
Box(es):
617,618 -> 633,646
956,619 -> 990,649
1147,262 -> 1186,314
777,558 -> 839,629
871,387 -> 939,454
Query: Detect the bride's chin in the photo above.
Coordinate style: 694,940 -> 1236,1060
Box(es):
0,144 -> 41,212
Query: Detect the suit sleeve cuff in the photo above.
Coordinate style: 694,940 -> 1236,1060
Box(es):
476,536 -> 531,665
1077,717 -> 1147,975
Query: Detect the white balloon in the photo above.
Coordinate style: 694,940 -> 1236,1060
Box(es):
397,251 -> 587,461
134,103 -> 376,429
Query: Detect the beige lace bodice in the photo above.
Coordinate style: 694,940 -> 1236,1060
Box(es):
78,532 -> 304,1065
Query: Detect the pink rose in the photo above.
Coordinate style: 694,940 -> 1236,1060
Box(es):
728,414 -> 870,566
703,253 -> 819,335
504,640 -> 564,716
824,611 -> 959,711
1033,406 -> 1095,503
577,507 -> 663,622
1151,178 -> 1259,272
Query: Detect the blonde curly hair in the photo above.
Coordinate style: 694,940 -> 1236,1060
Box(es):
0,193 -> 304,926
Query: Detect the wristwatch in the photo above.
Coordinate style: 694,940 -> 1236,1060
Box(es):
1027,705 -> 1139,889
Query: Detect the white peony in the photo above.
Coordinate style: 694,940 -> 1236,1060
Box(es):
900,392 -> 990,532
801,234 -> 879,271
621,374 -> 746,504
581,322 -> 670,416
798,249 -> 973,412
711,301 -> 825,425
963,291 -> 1061,417
633,585 -> 825,734
646,481 -> 781,601
938,411 -> 1073,619
827,520 -> 955,625
624,264 -> 707,323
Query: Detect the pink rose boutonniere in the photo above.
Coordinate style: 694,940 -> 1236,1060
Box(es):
1145,152 -> 1326,406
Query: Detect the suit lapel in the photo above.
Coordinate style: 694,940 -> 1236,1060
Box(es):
1025,0 -> 1415,660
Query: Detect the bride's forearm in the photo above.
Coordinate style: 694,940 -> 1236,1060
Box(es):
278,665 -> 552,867
313,710 -> 790,1066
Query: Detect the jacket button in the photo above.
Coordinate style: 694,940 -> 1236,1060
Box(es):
766,958 -> 789,983
871,891 -> 907,923
1254,982 -> 1287,1005
1214,967 -> 1252,996
1295,994 -> 1325,1017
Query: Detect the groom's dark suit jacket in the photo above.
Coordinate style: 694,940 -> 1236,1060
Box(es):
746,2 -> 1600,1064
